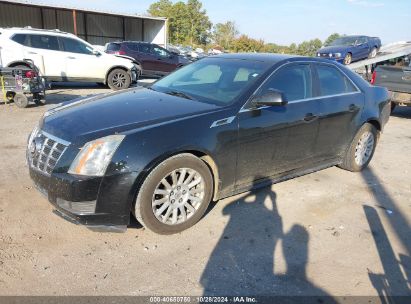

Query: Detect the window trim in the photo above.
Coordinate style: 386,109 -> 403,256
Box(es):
239,60 -> 361,113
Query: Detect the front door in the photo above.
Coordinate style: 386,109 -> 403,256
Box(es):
236,63 -> 321,190
59,37 -> 106,81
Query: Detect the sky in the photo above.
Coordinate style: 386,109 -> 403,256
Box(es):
23,0 -> 411,45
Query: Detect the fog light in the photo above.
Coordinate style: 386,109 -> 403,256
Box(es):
57,198 -> 96,215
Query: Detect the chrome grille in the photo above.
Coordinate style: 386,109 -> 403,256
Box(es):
28,129 -> 69,176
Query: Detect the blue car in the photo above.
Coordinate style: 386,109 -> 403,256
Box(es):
317,35 -> 382,65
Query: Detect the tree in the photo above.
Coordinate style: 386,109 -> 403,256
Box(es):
296,38 -> 322,57
213,21 -> 239,50
324,33 -> 341,46
232,35 -> 265,53
148,0 -> 212,45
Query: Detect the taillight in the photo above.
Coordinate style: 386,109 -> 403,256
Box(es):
114,50 -> 126,55
25,70 -> 37,78
370,71 -> 376,84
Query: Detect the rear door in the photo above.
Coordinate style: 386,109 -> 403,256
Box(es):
313,63 -> 364,160
24,34 -> 66,78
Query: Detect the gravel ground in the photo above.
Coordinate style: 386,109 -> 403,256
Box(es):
0,83 -> 410,298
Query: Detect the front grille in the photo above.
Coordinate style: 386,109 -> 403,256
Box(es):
28,129 -> 69,176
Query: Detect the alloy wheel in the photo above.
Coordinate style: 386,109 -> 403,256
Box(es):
112,72 -> 127,88
151,168 -> 205,225
354,131 -> 375,166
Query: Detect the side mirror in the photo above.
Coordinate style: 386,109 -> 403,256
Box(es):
92,49 -> 101,56
252,89 -> 288,107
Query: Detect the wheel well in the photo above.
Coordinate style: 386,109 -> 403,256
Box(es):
367,119 -> 381,131
105,66 -> 128,84
8,61 -> 30,68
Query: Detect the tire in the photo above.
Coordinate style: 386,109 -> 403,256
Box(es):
369,47 -> 378,58
107,68 -> 131,90
339,123 -> 379,172
13,93 -> 29,108
33,93 -> 46,106
390,102 -> 397,113
343,53 -> 352,65
134,153 -> 213,234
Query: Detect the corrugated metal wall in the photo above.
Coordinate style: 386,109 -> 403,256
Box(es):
0,1 -> 166,46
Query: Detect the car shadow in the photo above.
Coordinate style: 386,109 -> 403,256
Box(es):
200,178 -> 337,301
361,168 -> 411,301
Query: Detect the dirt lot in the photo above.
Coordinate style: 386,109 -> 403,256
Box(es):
0,83 -> 410,298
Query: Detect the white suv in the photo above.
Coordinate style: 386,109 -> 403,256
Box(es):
0,27 -> 137,90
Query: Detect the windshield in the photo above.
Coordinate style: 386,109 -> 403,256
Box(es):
329,37 -> 358,46
151,58 -> 270,106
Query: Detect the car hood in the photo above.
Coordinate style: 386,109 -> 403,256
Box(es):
102,53 -> 134,69
41,87 -> 221,143
318,45 -> 351,54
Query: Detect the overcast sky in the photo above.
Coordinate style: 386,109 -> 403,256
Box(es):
24,0 -> 411,45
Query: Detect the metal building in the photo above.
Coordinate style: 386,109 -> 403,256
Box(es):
0,0 -> 168,46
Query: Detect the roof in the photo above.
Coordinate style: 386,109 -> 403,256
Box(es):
215,53 -> 295,63
0,0 -> 167,21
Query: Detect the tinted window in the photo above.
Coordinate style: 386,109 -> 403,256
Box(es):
60,37 -> 93,54
139,44 -> 151,54
11,34 -> 29,46
106,43 -> 121,52
316,65 -> 357,96
29,35 -> 59,50
126,43 -> 140,51
259,64 -> 312,101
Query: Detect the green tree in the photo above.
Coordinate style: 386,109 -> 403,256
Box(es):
296,38 -> 322,56
148,0 -> 211,45
213,21 -> 239,50
324,33 -> 341,46
232,35 -> 265,53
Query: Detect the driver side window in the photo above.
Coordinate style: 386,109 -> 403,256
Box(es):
152,45 -> 170,58
259,64 -> 313,102
60,37 -> 94,55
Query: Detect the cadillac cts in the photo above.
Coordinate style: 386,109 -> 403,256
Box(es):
27,54 -> 390,234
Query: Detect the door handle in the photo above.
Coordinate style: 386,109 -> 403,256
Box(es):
28,51 -> 37,55
349,104 -> 359,112
67,56 -> 76,59
303,113 -> 318,122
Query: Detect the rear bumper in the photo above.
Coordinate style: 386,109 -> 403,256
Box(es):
29,166 -> 137,228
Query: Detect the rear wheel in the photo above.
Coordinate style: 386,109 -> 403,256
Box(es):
107,68 -> 131,90
369,47 -> 378,58
339,123 -> 379,172
134,153 -> 213,234
343,53 -> 352,65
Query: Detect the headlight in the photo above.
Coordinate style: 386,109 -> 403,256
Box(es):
317,53 -> 320,57
68,135 -> 125,176
334,53 -> 342,58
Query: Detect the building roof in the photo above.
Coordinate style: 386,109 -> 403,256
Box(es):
0,0 -> 167,21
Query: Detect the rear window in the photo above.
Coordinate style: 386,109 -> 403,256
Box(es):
316,65 -> 357,96
106,43 -> 121,52
11,34 -> 30,46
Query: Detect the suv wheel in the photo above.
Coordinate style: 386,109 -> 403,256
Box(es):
107,68 -> 131,90
339,123 -> 379,172
134,153 -> 213,234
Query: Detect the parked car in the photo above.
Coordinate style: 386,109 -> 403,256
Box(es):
317,35 -> 382,65
372,54 -> 411,111
27,54 -> 390,234
0,27 -> 137,90
105,41 -> 190,77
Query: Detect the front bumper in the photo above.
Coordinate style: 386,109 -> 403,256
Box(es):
29,166 -> 137,228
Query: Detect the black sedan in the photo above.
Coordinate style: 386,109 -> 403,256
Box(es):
27,54 -> 390,234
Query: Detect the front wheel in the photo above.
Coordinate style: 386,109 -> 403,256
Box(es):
339,123 -> 379,172
343,53 -> 352,65
107,68 -> 131,90
134,154 -> 213,234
